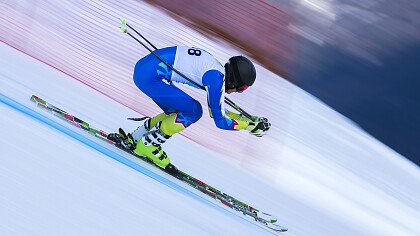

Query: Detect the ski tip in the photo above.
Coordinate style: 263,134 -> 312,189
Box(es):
119,18 -> 127,25
30,95 -> 46,105
257,211 -> 278,223
269,225 -> 288,232
30,95 -> 37,102
266,222 -> 288,233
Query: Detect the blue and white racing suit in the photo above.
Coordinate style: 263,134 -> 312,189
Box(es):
133,46 -> 239,130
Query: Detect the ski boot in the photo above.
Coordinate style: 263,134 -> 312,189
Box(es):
121,114 -> 179,175
134,121 -> 174,170
107,128 -> 136,151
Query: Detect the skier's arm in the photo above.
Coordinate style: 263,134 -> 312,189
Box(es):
202,70 -> 271,136
202,70 -> 247,130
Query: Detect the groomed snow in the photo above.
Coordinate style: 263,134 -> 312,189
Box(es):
1,26 -> 419,236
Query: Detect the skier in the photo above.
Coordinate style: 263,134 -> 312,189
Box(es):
108,46 -> 270,172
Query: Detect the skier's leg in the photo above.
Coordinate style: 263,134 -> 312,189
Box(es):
135,75 -> 203,137
134,81 -> 202,168
131,103 -> 193,143
131,112 -> 167,142
132,57 -> 202,169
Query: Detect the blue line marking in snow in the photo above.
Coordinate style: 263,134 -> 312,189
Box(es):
0,93 -> 275,235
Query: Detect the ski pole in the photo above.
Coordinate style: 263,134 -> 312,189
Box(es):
119,18 -> 158,50
119,27 -> 209,91
119,19 -> 254,120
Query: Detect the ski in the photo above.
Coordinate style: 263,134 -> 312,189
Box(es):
30,95 -> 288,233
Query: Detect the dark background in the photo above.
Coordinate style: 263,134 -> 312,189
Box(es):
295,41 -> 420,165
145,0 -> 420,165
280,0 -> 420,165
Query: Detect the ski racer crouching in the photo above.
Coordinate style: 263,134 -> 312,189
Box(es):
108,46 -> 271,173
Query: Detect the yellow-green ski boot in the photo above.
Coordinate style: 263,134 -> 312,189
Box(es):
134,121 -> 171,169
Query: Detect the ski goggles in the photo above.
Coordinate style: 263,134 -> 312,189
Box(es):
237,84 -> 249,92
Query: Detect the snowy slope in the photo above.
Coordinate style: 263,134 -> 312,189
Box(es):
0,99 -> 274,236
1,37 -> 419,236
0,44 -> 275,236
1,5 -> 420,236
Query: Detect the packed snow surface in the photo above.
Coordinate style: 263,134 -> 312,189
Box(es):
0,7 -> 419,236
